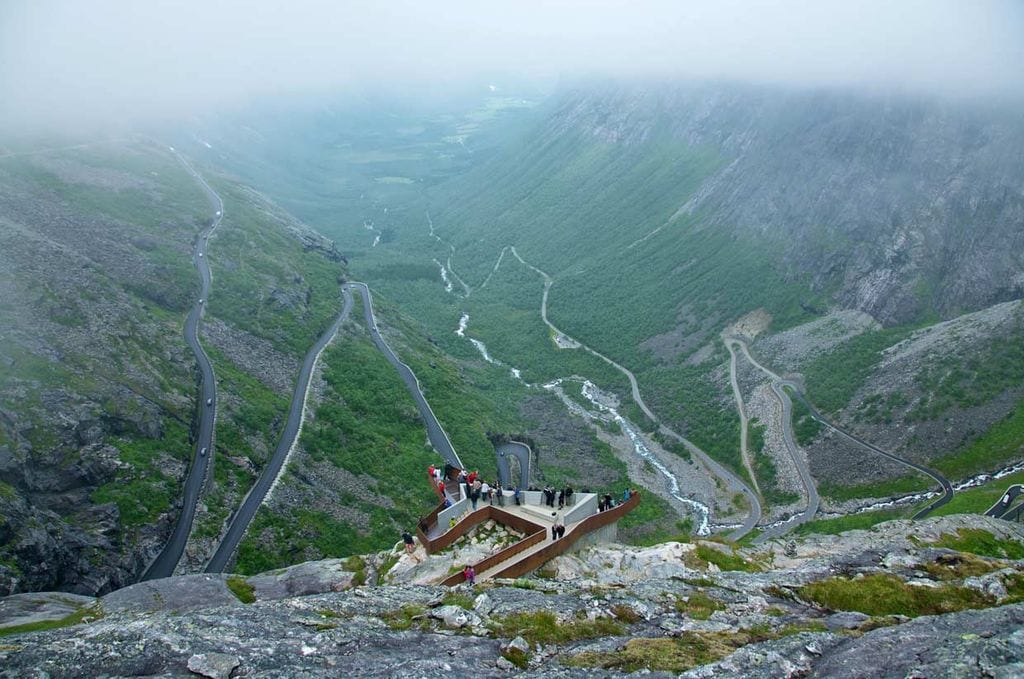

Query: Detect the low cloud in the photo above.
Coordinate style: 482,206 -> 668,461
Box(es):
2,0 -> 1022,131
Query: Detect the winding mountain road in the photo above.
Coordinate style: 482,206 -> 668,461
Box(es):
346,282 -> 464,471
205,289 -> 354,573
984,484 -> 1024,518
780,380 -> 953,519
509,248 -> 762,539
142,149 -> 223,581
725,340 -> 762,497
726,338 -> 820,543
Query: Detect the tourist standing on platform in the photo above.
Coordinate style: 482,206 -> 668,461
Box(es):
481,481 -> 490,504
463,564 -> 476,585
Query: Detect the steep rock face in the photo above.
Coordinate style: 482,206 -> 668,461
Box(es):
0,141 -> 348,596
531,82 -> 1024,325
0,143 -> 205,596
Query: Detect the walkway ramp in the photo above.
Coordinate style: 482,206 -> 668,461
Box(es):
426,493 -> 641,585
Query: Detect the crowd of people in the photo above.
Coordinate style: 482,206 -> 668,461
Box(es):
406,464 -> 641,586
541,485 -> 574,509
598,487 -> 637,512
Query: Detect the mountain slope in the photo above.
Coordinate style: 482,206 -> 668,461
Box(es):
0,139 -> 347,595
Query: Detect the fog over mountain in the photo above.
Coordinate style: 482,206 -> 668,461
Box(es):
2,0 -> 1023,131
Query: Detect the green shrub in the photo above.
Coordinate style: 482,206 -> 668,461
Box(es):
693,544 -> 761,573
932,529 -> 1024,560
490,610 -> 623,645
226,576 -> 256,604
799,573 -> 994,617
441,591 -> 476,610
0,605 -> 103,638
675,591 -> 724,620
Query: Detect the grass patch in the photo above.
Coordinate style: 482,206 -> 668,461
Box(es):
377,552 -> 400,584
441,591 -> 476,610
931,528 -> 1024,560
226,576 -> 256,604
565,622 -> 827,674
931,399 -> 1024,480
799,573 -> 994,617
610,604 -> 642,623
500,646 -> 529,669
692,544 -> 762,573
566,635 -> 727,673
344,555 -> 368,587
794,508 -> 908,536
801,326 -> 915,415
0,605 -> 103,638
1004,572 -> 1024,604
381,604 -> 428,631
819,476 -> 932,503
919,552 -> 1002,581
789,388 -> 824,446
675,591 -> 725,620
490,610 -> 623,646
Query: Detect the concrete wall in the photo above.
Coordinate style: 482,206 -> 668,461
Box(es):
563,493 -> 597,525
436,495 -> 469,528
565,522 -> 617,553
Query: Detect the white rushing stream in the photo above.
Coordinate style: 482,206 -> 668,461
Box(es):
453,313 -> 711,534
455,314 -> 522,380
544,378 -> 712,535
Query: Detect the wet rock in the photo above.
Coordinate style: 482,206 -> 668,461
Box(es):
503,636 -> 530,655
964,570 -> 1012,600
187,652 -> 240,679
0,592 -> 97,630
246,558 -> 354,600
429,604 -> 482,628
102,574 -> 240,614
824,611 -> 870,631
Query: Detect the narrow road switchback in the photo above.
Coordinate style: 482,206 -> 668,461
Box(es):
509,248 -> 761,539
142,147 -> 223,581
206,287 -> 353,573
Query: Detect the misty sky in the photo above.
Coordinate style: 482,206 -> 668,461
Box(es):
2,0 -> 1023,131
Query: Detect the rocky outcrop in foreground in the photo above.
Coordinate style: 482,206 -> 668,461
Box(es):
1,514 -> 1023,677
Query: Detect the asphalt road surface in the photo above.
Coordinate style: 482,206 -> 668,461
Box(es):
985,484 -> 1024,518
496,441 -> 531,489
205,287 -> 353,573
142,149 -> 223,581
780,380 -> 954,519
346,282 -> 464,471
725,338 -> 820,544
508,249 -> 761,540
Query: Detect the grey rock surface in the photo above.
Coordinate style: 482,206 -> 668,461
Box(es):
0,591 -> 97,630
0,524 -> 1022,678
101,574 -> 240,614
187,652 -> 240,679
245,558 -> 354,601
